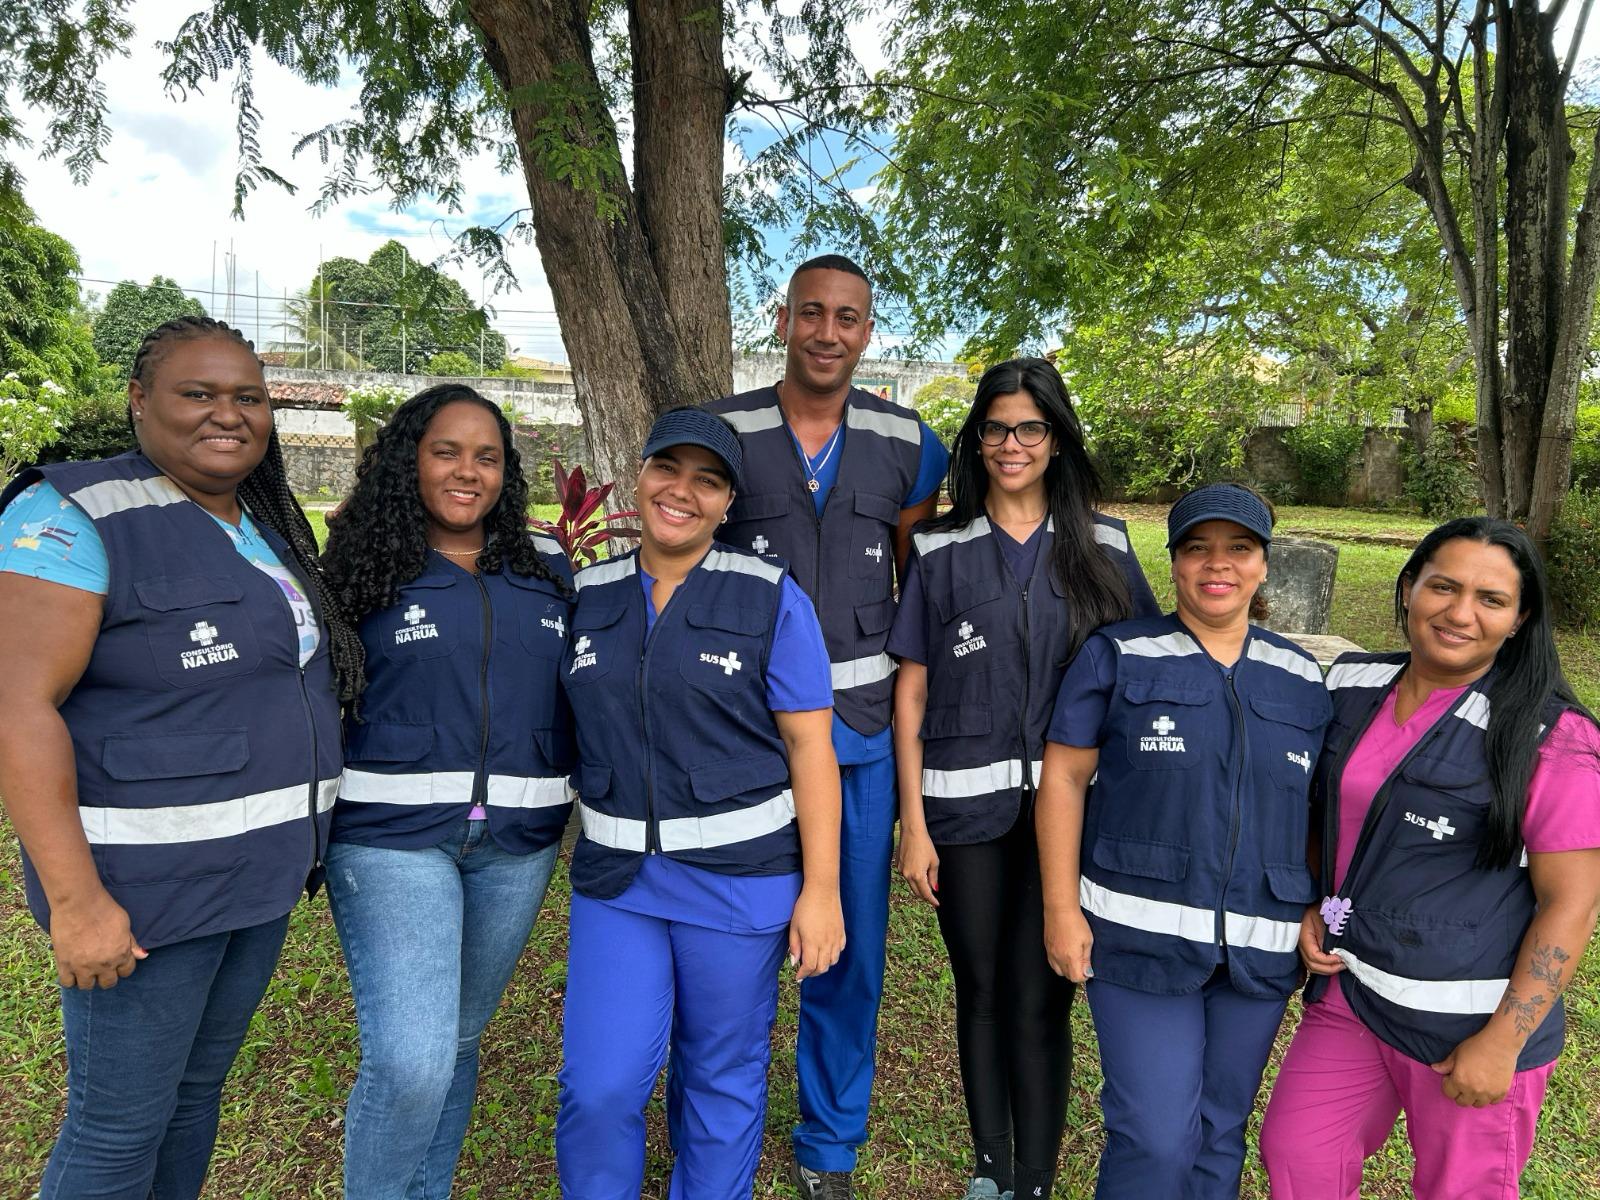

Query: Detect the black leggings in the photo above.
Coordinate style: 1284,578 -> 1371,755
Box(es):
934,808 -> 1076,1174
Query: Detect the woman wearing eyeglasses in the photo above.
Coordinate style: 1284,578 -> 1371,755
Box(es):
888,358 -> 1157,1200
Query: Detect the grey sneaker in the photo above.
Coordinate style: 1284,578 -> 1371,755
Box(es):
791,1157 -> 854,1200
962,1181 -> 1003,1200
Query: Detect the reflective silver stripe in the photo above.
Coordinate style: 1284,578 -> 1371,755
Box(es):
914,518 -> 991,556
832,652 -> 896,690
922,758 -> 1043,798
70,475 -> 188,520
575,556 -> 638,590
1457,691 -> 1491,730
719,406 -> 784,434
1113,631 -> 1201,659
1093,522 -> 1129,552
702,546 -> 784,584
1325,661 -> 1404,690
341,771 -> 572,810
531,533 -> 565,558
339,770 -> 473,806
1333,948 -> 1507,1015
658,790 -> 796,851
80,778 -> 338,846
1080,877 -> 1299,955
579,793 -> 795,853
1247,639 -> 1323,684
847,405 -> 922,446
487,774 -> 575,810
578,802 -> 647,852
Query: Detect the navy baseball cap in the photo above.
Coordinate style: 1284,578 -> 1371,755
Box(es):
640,407 -> 743,491
1166,483 -> 1273,550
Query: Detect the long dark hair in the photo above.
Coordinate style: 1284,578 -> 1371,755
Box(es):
1394,517 -> 1594,870
930,357 -> 1132,657
132,315 -> 365,704
322,385 -> 563,632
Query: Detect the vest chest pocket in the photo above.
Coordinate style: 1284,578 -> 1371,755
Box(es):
377,578 -> 459,663
134,576 -> 264,689
1119,678 -> 1208,770
679,603 -> 765,694
1250,695 -> 1325,792
850,492 -> 900,579
724,492 -> 790,558
1394,755 -> 1491,854
508,574 -> 572,660
564,602 -> 628,687
934,574 -> 1008,677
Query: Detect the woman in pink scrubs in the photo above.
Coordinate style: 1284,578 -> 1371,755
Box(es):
1260,517 -> 1600,1199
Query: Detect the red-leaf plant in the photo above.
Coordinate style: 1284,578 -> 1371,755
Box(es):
529,458 -> 640,567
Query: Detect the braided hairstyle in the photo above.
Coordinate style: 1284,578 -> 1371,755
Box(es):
322,384 -> 564,631
131,315 -> 366,704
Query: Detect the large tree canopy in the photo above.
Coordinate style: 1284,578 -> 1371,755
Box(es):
92,276 -> 207,375
0,194 -> 101,394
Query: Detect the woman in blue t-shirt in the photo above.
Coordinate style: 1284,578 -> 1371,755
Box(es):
318,385 -> 575,1200
555,407 -> 845,1199
0,315 -> 358,1200
888,358 -> 1157,1200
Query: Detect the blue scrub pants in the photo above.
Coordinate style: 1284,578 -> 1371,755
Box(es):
793,755 -> 896,1173
1086,967 -> 1288,1200
556,889 -> 788,1199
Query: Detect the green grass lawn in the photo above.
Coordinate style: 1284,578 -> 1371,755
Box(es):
2,507 -> 1597,1197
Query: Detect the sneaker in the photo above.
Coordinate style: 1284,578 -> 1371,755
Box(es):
962,1181 -> 1003,1200
791,1157 -> 854,1200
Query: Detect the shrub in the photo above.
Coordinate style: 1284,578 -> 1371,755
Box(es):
1570,404 -> 1600,492
1403,427 -> 1479,519
912,376 -> 975,447
0,373 -> 67,478
529,459 -> 639,566
39,371 -> 136,464
345,383 -> 408,453
1283,416 -> 1365,504
1546,488 -> 1600,630
425,350 -> 478,377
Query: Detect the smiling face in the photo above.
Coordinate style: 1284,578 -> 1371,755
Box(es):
415,400 -> 505,547
635,443 -> 735,557
1403,537 -> 1525,681
977,389 -> 1054,504
1170,519 -> 1268,629
130,335 -> 271,503
776,268 -> 874,399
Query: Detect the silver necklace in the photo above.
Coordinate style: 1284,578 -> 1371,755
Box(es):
795,421 -> 843,493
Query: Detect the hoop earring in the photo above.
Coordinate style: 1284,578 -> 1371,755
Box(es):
720,514 -> 729,525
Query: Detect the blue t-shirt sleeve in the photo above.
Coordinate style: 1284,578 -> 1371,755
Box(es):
0,480 -> 110,595
885,547 -> 928,664
904,421 -> 950,508
767,576 -> 834,711
1047,635 -> 1117,747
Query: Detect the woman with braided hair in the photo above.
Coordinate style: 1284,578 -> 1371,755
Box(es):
0,314 -> 358,1199
319,385 -> 575,1200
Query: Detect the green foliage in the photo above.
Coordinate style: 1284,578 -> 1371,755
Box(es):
344,383 -> 407,452
529,459 -> 638,566
92,276 -> 206,375
1403,427 -> 1480,519
0,201 -> 101,396
912,375 -> 974,447
270,279 -> 364,369
1547,489 -> 1600,630
1283,415 -> 1365,505
298,243 -> 506,375
0,374 -> 67,479
36,367 -> 136,464
425,350 -> 477,376
1570,404 -> 1600,492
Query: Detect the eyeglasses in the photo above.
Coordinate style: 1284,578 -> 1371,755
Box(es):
976,420 -> 1052,447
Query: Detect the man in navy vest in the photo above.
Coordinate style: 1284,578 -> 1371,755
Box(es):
707,255 -> 949,1197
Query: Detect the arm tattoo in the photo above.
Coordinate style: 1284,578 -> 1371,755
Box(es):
1529,941 -> 1573,991
1497,941 -> 1573,1038
1498,985 -> 1546,1037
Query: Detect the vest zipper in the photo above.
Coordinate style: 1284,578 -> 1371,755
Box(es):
638,651 -> 657,854
1018,583 -> 1033,805
471,573 -> 493,808
1217,669 -> 1248,946
296,666 -> 321,874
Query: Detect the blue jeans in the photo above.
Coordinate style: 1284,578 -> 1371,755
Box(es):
326,822 -> 560,1200
40,914 -> 290,1200
794,755 -> 896,1173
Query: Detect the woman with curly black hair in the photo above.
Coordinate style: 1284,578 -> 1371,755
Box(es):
320,384 -> 574,1200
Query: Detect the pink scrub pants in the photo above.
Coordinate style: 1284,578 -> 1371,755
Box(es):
1259,977 -> 1554,1199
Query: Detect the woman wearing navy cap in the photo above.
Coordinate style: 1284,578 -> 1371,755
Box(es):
1036,482 -> 1331,1198
888,358 -> 1157,1200
320,384 -> 574,1200
556,406 -> 845,1199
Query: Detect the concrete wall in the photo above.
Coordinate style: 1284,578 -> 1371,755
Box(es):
266,366 -> 581,426
1240,426 -> 1408,505
732,352 -> 960,405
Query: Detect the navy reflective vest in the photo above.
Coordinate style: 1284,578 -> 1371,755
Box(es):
908,513 -> 1156,844
2,452 -> 343,950
1075,615 -> 1331,998
561,545 -> 800,900
1308,651 -> 1570,1069
705,386 -> 923,736
332,538 -> 576,854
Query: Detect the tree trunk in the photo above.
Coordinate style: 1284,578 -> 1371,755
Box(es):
1468,3 -> 1507,517
632,0 -> 734,395
1498,1 -> 1568,522
464,0 -> 731,491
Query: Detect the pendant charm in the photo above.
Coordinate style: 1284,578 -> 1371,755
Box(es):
807,479 -> 820,493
